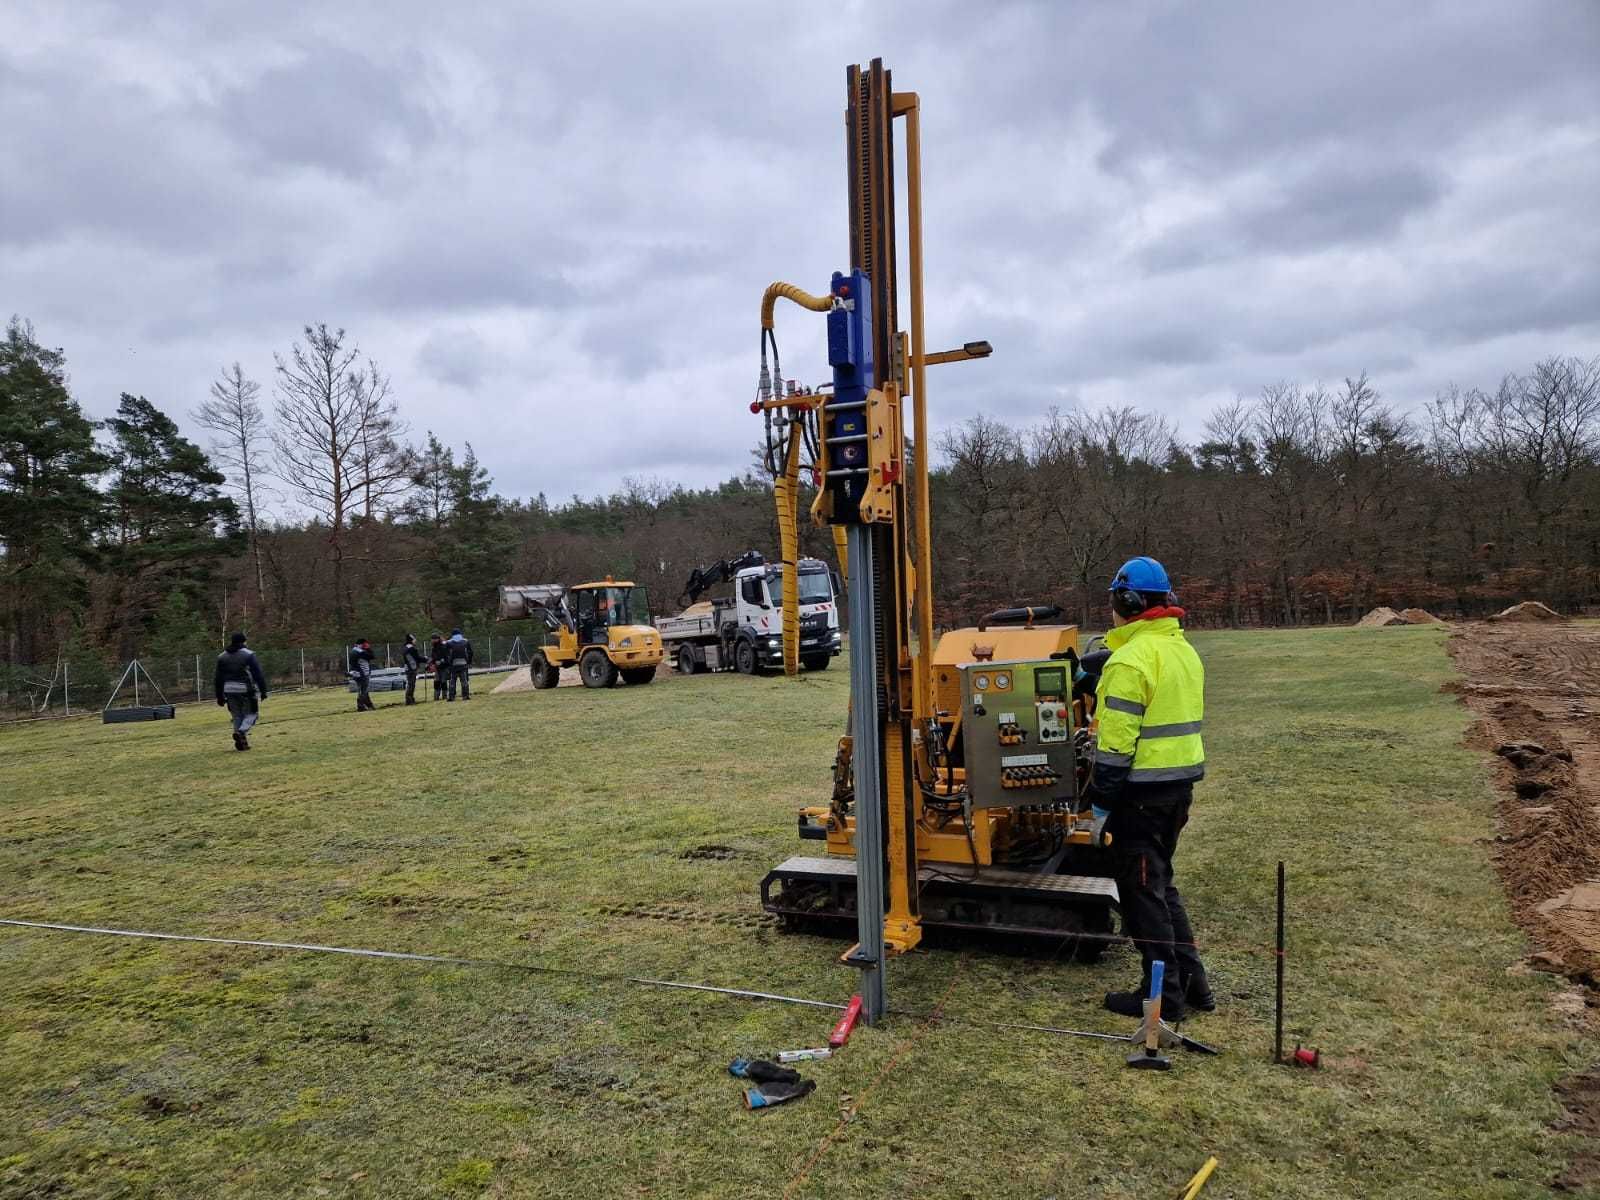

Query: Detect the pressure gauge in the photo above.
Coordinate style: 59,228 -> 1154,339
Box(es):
993,672 -> 1010,690
974,674 -> 989,691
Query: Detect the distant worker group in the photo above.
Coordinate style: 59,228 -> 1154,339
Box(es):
348,629 -> 474,711
208,627 -> 486,752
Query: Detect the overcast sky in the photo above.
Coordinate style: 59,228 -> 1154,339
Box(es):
5,1 -> 1598,506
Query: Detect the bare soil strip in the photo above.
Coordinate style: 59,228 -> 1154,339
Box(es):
1448,620 -> 1600,1190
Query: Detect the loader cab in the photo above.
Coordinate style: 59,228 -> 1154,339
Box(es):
571,581 -> 652,646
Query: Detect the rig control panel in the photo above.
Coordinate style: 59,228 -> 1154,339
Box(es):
959,658 -> 1080,809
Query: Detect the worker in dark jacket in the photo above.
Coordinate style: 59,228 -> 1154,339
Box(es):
401,633 -> 425,705
429,632 -> 448,700
349,638 -> 377,711
1089,556 -> 1213,1022
445,628 -> 473,700
214,632 -> 268,750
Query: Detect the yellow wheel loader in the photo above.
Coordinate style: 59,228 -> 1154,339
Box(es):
497,579 -> 664,689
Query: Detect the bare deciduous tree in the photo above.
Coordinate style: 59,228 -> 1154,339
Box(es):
272,325 -> 410,622
193,362 -> 271,616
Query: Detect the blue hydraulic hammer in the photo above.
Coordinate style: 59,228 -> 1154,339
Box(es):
822,268 -> 873,523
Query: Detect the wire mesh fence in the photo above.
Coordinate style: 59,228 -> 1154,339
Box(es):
0,634 -> 532,725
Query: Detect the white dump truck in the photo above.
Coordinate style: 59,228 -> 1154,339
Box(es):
656,550 -> 842,675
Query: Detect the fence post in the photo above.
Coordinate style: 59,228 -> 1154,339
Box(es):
487,634 -> 494,666
385,642 -> 391,668
64,661 -> 70,717
195,654 -> 202,701
300,648 -> 307,690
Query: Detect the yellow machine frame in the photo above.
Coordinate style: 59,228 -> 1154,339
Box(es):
754,60 -> 1108,1019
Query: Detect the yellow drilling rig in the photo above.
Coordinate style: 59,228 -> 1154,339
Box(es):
753,59 -> 1118,1023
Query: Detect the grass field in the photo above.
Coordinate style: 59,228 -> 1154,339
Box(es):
2,629 -> 1595,1198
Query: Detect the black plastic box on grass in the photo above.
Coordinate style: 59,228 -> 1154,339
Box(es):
103,705 -> 176,724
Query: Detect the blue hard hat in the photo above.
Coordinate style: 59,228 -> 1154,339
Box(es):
1109,556 -> 1172,594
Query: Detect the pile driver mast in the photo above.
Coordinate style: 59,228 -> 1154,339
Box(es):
756,60 -> 1113,1023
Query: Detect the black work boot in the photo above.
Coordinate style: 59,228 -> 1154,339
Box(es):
232,730 -> 245,751
1185,971 -> 1216,1013
1104,986 -> 1186,1023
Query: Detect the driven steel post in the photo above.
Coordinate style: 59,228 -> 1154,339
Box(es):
847,525 -> 887,1023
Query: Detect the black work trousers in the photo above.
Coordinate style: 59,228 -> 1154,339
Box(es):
433,666 -> 447,699
404,667 -> 418,704
225,693 -> 259,734
1106,787 -> 1205,1001
355,675 -> 375,711
449,664 -> 470,700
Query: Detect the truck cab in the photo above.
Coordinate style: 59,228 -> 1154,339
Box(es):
733,559 -> 842,672
657,554 -> 842,675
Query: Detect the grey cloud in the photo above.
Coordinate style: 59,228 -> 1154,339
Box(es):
219,46 -> 438,178
2,0 -> 1597,506
416,327 -> 491,390
1141,155 -> 1446,272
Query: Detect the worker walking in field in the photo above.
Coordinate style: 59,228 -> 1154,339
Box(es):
214,632 -> 268,750
429,632 -> 448,700
1089,556 -> 1214,1022
401,633 -> 425,705
445,628 -> 473,701
349,638 -> 377,711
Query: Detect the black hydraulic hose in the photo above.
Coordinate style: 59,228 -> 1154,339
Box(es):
977,604 -> 1062,630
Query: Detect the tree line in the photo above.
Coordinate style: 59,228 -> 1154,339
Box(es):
3,312 -> 1596,683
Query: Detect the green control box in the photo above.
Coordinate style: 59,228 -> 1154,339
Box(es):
959,659 -> 1079,809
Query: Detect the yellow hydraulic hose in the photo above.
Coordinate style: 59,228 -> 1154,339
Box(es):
776,420 -> 803,676
761,282 -> 833,330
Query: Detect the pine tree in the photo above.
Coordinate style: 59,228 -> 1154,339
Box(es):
103,394 -> 241,653
0,318 -> 109,665
418,443 -> 514,624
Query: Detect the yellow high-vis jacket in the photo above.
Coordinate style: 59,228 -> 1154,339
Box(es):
1092,612 -> 1205,803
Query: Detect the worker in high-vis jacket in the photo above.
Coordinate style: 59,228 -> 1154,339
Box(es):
1088,556 -> 1214,1022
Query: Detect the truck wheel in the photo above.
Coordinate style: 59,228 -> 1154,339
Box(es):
579,649 -> 618,689
621,666 -> 657,686
735,639 -> 757,675
530,653 -> 560,689
802,654 -> 830,671
676,645 -> 699,675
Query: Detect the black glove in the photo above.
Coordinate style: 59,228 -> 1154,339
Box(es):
259,693 -> 268,702
743,1078 -> 816,1109
728,1058 -> 799,1084
216,696 -> 226,707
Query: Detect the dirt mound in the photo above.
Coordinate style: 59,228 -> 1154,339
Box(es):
1489,600 -> 1565,623
1356,606 -> 1408,627
492,670 -> 534,694
1400,608 -> 1446,625
492,665 -> 582,692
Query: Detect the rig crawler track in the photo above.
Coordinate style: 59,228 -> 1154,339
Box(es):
760,855 -> 1120,959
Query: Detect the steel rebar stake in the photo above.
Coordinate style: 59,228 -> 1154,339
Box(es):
1275,860 -> 1286,1064
847,525 -> 886,1023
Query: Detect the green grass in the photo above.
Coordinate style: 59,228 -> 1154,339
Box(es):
0,632 -> 1593,1199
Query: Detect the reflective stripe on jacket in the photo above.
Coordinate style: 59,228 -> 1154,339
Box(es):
1094,615 -> 1205,787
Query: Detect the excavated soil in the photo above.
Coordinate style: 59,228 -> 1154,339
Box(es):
1489,600 -> 1567,623
1399,607 -> 1446,625
1448,620 -> 1600,1188
1356,605 -> 1408,627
